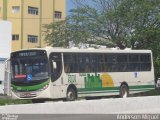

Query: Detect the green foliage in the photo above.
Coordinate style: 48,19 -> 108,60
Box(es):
43,20 -> 70,47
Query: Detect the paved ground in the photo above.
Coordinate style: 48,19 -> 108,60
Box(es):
0,96 -> 160,114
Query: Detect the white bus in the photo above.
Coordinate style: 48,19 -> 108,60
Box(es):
10,47 -> 155,101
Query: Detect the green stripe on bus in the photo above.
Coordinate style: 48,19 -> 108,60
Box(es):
78,85 -> 155,93
78,90 -> 119,94
131,88 -> 154,91
11,80 -> 49,91
129,85 -> 155,89
78,87 -> 154,95
78,89 -> 152,95
78,87 -> 119,92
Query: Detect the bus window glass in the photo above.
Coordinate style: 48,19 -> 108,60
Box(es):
78,54 -> 91,73
129,54 -> 139,62
117,54 -> 128,72
140,54 -> 151,71
95,54 -> 104,72
81,53 -> 96,73
11,57 -> 49,81
64,53 -> 79,73
117,55 -> 127,62
128,54 -> 140,71
50,53 -> 62,81
104,54 -> 117,72
105,55 -> 117,63
140,54 -> 151,62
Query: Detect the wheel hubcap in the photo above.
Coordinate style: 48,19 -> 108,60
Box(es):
122,88 -> 127,98
68,91 -> 74,100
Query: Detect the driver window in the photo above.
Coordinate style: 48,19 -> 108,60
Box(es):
49,53 -> 62,81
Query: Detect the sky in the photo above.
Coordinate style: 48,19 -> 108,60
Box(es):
66,0 -> 93,15
66,0 -> 75,15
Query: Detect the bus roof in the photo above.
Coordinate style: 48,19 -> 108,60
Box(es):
13,47 -> 152,54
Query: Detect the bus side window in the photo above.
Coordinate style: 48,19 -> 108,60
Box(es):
64,53 -> 79,73
140,54 -> 151,71
129,54 -> 140,71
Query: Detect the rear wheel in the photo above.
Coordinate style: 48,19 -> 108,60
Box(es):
120,84 -> 129,98
66,88 -> 77,101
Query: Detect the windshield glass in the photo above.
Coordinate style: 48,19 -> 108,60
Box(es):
11,57 -> 49,85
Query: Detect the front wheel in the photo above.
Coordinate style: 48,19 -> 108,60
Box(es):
66,88 -> 77,101
120,84 -> 129,98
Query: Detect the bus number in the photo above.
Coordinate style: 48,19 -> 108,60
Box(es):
68,75 -> 76,83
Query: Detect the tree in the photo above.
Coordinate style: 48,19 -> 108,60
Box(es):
43,20 -> 69,47
115,0 -> 160,49
43,12 -> 92,48
68,0 -> 134,49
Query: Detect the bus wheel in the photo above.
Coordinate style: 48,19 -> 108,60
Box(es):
120,84 -> 129,98
66,88 -> 77,101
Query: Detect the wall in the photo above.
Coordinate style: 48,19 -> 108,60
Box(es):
0,20 -> 12,94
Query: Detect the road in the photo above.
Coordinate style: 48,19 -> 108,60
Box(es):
1,114 -> 160,120
1,114 -> 118,120
0,96 -> 160,120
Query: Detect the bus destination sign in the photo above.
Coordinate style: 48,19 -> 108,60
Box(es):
11,50 -> 46,58
19,52 -> 37,57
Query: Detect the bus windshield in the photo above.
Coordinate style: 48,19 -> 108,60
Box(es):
11,57 -> 49,85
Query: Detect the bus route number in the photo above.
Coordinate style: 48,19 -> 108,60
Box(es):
68,75 -> 76,83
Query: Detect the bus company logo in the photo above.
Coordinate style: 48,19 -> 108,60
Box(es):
134,72 -> 138,78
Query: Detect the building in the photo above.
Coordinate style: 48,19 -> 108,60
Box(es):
0,21 -> 11,94
0,0 -> 66,51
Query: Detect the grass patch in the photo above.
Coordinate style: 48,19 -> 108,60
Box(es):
0,97 -> 32,106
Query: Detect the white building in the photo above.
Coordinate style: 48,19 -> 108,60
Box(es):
0,21 -> 12,95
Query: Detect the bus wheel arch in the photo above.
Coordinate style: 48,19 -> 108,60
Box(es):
66,84 -> 77,101
120,82 -> 129,98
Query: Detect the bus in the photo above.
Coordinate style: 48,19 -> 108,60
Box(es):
10,47 -> 155,101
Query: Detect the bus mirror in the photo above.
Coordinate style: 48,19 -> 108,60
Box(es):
52,61 -> 57,69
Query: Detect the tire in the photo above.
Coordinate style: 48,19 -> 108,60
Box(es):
85,96 -> 101,100
120,84 -> 129,98
32,99 -> 45,103
66,88 -> 77,101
